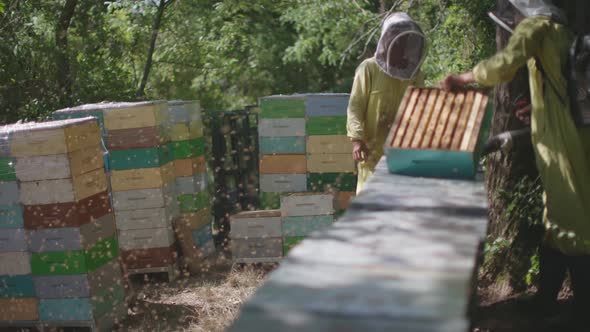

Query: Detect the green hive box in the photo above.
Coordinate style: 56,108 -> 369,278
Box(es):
178,190 -> 210,212
108,145 -> 173,170
259,96 -> 305,119
307,173 -> 357,192
385,87 -> 493,180
169,137 -> 205,160
0,157 -> 16,182
31,236 -> 118,275
306,116 -> 347,136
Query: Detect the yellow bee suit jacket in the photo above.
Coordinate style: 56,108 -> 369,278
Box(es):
473,16 -> 590,255
347,57 -> 424,193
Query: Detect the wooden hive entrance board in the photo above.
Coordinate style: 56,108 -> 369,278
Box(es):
389,87 -> 489,152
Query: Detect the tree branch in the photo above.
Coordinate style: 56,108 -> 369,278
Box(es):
137,0 -> 175,98
339,0 -> 406,67
56,0 -> 78,105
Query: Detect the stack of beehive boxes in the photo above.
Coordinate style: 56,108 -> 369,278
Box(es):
53,102 -> 180,277
168,101 -> 214,270
258,96 -> 307,210
280,193 -> 334,255
0,123 -> 35,323
257,94 -> 356,214
229,210 -> 282,263
0,118 -> 125,329
305,94 -> 356,215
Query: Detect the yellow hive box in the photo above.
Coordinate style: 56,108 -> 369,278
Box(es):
0,298 -> 39,321
7,117 -> 101,157
259,155 -> 307,174
110,162 -> 175,192
103,101 -> 168,131
307,154 -> 355,173
306,135 -> 352,154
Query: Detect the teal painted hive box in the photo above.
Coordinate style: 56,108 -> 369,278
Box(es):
0,275 -> 36,298
385,87 -> 492,180
259,137 -> 306,155
0,205 -> 23,228
108,145 -> 172,170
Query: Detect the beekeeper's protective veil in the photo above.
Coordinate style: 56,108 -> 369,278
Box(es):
374,13 -> 426,80
509,0 -> 566,23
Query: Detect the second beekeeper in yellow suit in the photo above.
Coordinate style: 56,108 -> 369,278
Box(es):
347,12 -> 426,193
441,0 -> 590,328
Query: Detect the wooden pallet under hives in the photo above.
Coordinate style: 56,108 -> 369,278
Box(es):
389,87 -> 489,151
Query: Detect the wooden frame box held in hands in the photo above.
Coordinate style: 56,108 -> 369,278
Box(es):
385,87 -> 493,179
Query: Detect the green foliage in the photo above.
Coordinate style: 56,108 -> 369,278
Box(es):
483,236 -> 511,265
497,176 -> 544,229
408,0 -> 496,84
481,176 -> 545,290
526,251 -> 540,286
1,0 -> 497,122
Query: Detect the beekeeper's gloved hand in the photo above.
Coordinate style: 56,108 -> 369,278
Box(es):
482,128 -> 531,156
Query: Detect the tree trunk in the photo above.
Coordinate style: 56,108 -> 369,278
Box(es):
56,0 -> 78,105
137,0 -> 171,98
483,0 -> 539,292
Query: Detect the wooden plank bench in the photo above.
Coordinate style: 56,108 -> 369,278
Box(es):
229,157 -> 488,331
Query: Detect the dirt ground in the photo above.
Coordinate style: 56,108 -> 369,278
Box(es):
117,256 -> 274,332
471,283 -> 576,332
115,257 -> 578,332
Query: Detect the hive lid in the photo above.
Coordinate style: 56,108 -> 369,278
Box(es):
53,100 -> 167,114
0,117 -> 98,133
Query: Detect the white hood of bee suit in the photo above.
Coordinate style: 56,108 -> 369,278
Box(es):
374,12 -> 427,80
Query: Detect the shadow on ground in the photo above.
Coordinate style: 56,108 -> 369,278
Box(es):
116,256 -> 275,332
472,293 -> 575,332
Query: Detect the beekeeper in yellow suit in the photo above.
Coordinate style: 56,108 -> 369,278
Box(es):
441,0 -> 590,327
347,12 -> 426,193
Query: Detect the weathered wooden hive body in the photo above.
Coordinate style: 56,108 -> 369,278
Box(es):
386,87 -> 492,179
